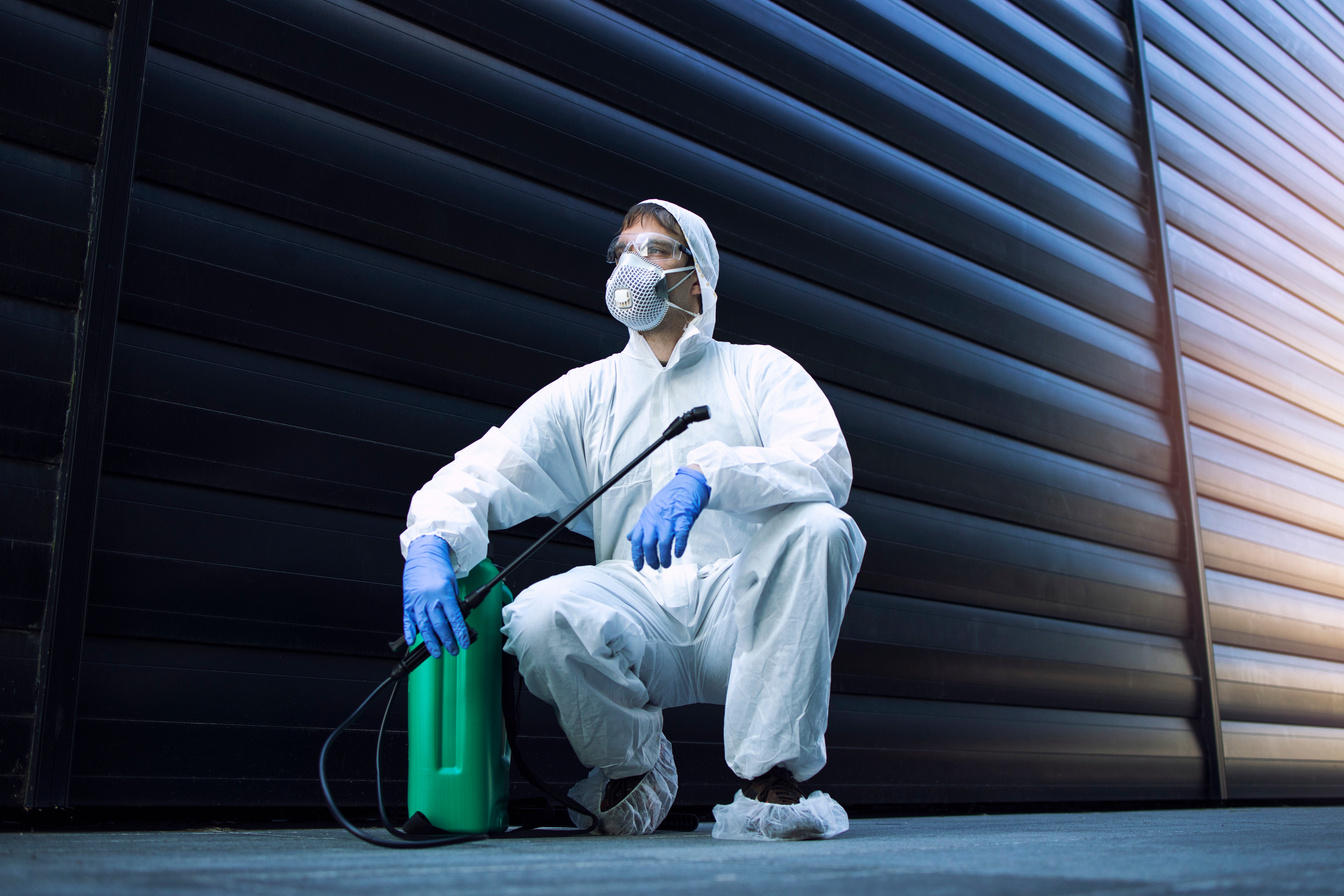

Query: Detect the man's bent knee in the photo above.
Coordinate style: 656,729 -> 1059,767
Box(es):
762,502 -> 863,559
501,570 -> 647,683
502,572 -> 597,662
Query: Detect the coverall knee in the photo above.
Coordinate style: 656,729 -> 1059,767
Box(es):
502,501 -> 864,782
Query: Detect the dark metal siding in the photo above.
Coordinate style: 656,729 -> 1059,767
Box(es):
1147,0 -> 1344,798
5,0 -> 1341,811
0,0 -> 113,804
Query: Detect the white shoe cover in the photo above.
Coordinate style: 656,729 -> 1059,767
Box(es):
567,734 -> 678,835
711,789 -> 849,841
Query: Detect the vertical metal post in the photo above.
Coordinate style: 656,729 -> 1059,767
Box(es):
1124,0 -> 1227,800
27,0 -> 154,809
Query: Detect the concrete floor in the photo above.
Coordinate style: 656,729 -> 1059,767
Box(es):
2,806 -> 1342,895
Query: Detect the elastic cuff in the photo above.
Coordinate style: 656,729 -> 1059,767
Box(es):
409,534 -> 456,568
676,466 -> 708,487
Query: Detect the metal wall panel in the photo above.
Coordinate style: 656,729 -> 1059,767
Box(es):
0,0 -> 111,805
834,591 -> 1197,716
1215,646 -> 1344,728
10,0 -> 1342,811
820,696 -> 1207,804
102,0 -> 1209,811
1209,571 -> 1344,665
1147,0 -> 1344,798
48,0 -> 1214,809
1222,722 -> 1344,799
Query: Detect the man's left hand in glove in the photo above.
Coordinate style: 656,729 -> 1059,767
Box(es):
628,467 -> 711,571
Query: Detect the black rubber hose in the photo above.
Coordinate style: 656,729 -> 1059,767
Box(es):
319,676 -> 485,848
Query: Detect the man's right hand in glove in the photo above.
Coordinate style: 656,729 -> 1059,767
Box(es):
402,535 -> 471,658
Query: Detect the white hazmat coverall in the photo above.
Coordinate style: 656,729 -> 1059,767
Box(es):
400,200 -> 865,790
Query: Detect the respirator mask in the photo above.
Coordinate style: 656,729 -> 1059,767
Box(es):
604,232 -> 700,331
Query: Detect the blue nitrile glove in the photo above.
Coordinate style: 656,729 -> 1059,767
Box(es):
402,535 -> 471,658
627,467 -> 711,571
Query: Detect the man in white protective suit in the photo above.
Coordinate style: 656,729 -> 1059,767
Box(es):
399,199 -> 865,840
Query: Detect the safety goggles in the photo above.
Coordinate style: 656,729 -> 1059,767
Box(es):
605,232 -> 694,265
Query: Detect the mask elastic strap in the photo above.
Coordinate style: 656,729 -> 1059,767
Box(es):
667,268 -> 702,321
668,299 -> 701,322
665,269 -> 701,322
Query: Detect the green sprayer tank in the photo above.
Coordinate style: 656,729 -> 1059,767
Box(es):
406,559 -> 512,834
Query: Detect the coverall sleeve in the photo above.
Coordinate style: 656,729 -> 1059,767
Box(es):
399,375 -> 590,576
685,348 -> 853,514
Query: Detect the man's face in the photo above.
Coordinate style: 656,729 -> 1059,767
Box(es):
613,216 -> 702,318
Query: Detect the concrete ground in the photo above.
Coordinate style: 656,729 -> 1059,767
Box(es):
2,806 -> 1342,895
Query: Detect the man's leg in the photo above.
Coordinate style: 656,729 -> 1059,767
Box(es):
501,563 -> 692,778
720,502 -> 865,782
501,562 -> 713,834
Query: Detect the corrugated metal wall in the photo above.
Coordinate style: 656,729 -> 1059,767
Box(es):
1143,0 -> 1344,799
0,0 -> 115,807
2,0 -> 1341,811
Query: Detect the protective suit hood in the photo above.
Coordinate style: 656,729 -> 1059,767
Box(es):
622,199 -> 718,365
